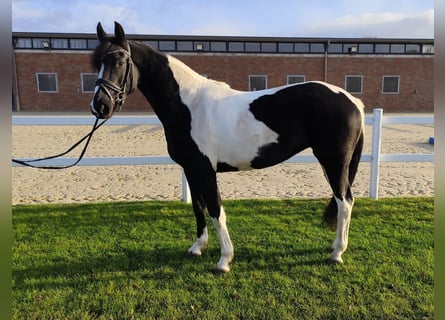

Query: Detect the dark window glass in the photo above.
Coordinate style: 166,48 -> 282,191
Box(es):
261,42 -> 276,52
294,43 -> 309,53
245,42 -> 260,52
287,75 -> 305,84
345,76 -> 362,93
390,44 -> 405,53
310,43 -> 325,53
405,44 -> 421,54
81,73 -> 97,92
228,42 -> 244,52
359,44 -> 374,53
36,73 -> 57,92
328,43 -> 343,53
159,41 -> 175,51
249,75 -> 267,91
177,41 -> 193,51
382,76 -> 400,93
375,44 -> 390,53
210,41 -> 226,52
278,43 -> 294,53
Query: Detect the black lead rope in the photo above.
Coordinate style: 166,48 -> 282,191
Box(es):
12,118 -> 108,170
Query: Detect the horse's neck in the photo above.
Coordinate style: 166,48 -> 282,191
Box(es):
166,55 -> 234,108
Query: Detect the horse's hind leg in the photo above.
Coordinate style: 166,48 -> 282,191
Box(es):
329,194 -> 353,264
315,152 -> 354,264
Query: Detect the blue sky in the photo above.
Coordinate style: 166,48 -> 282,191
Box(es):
12,0 -> 434,38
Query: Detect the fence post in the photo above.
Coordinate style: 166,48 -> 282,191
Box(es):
369,108 -> 383,199
181,170 -> 191,203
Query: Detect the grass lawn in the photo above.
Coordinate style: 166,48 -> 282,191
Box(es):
12,197 -> 433,319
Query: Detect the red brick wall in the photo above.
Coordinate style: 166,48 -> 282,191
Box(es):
14,51 -> 433,113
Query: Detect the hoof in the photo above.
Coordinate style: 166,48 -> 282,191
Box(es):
211,268 -> 229,276
186,252 -> 201,259
327,258 -> 343,265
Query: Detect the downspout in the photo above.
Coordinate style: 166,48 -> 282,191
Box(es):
12,41 -> 20,112
324,40 -> 330,82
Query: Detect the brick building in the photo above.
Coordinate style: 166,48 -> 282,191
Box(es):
12,32 -> 434,113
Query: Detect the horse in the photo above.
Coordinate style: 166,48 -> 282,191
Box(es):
90,22 -> 365,273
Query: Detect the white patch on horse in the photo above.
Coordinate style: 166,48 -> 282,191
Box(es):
90,63 -> 104,114
167,55 -> 280,170
188,226 -> 208,256
330,196 -> 353,264
211,206 -> 234,272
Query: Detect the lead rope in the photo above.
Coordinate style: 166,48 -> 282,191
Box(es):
12,118 -> 108,169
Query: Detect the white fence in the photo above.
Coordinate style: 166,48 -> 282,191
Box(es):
12,108 -> 434,201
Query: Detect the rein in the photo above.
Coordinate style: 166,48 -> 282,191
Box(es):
12,118 -> 108,169
13,43 -> 135,170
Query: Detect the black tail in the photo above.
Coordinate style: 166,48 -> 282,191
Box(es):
323,130 -> 364,229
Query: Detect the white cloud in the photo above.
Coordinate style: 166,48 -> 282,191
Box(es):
307,9 -> 434,38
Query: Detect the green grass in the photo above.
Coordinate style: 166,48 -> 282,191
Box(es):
13,197 -> 433,319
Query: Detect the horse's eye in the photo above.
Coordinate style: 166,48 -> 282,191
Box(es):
117,61 -> 125,68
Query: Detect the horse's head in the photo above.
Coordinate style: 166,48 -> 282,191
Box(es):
90,22 -> 139,119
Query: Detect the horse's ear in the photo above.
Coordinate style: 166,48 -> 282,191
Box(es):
97,22 -> 107,42
114,21 -> 126,43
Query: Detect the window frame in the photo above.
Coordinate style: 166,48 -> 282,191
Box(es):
249,75 -> 267,91
36,73 -> 58,93
382,75 -> 400,94
80,73 -> 98,93
345,75 -> 363,94
287,75 -> 305,85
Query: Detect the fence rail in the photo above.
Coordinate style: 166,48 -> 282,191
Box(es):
12,109 -> 434,201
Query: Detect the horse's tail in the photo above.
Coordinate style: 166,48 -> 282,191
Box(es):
323,129 -> 364,229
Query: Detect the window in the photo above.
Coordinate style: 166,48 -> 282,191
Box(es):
15,38 -> 32,48
345,76 -> 363,94
228,42 -> 244,52
70,39 -> 87,49
375,44 -> 390,54
287,75 -> 305,84
358,44 -> 374,53
382,76 -> 400,94
294,43 -> 309,53
406,44 -> 421,54
278,43 -> 293,53
159,41 -> 175,51
210,41 -> 226,52
143,40 -> 158,49
310,43 -> 325,53
81,73 -> 97,93
245,42 -> 260,52
32,38 -> 50,49
51,38 -> 69,49
249,75 -> 267,91
390,44 -> 405,54
87,39 -> 100,49
422,44 -> 434,54
328,43 -> 343,53
261,42 -> 276,53
177,41 -> 194,51
36,73 -> 58,92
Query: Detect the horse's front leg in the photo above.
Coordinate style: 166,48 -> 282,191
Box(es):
186,168 -> 234,272
187,193 -> 209,257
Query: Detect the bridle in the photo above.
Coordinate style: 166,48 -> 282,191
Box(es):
94,43 -> 137,113
11,43 -> 138,170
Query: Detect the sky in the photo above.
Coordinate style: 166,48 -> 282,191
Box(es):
12,0 -> 434,38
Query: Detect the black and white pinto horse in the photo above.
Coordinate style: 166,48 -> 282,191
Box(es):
91,22 -> 365,273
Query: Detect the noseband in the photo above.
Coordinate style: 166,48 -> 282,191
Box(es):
94,44 -> 136,112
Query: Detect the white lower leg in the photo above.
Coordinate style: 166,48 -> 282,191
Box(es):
212,206 -> 234,272
330,196 -> 353,263
188,227 -> 208,256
